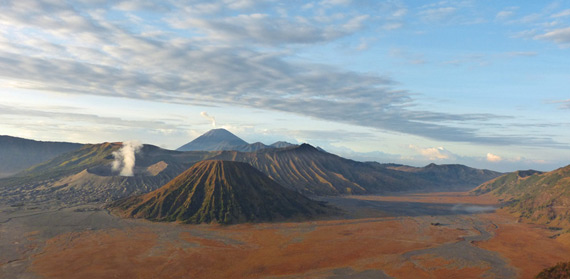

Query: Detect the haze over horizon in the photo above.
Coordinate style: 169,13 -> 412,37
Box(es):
1,0 -> 569,172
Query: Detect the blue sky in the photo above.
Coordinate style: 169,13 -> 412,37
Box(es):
0,0 -> 569,172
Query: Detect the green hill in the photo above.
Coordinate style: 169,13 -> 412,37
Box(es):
473,165 -> 570,227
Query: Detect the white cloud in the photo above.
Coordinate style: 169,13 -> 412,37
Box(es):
168,12 -> 363,45
418,7 -> 456,22
320,0 -> 351,6
549,99 -> 570,110
534,27 -> 570,46
0,0 -> 565,149
505,51 -> 538,57
496,6 -> 518,21
392,8 -> 407,18
409,145 -> 453,160
383,22 -> 403,30
496,11 -> 514,20
486,153 -> 502,162
551,9 -> 570,18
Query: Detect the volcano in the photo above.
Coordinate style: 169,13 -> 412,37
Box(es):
176,129 -> 248,151
110,160 -> 334,224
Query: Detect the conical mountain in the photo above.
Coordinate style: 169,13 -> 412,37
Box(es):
176,129 -> 248,151
110,160 -> 334,224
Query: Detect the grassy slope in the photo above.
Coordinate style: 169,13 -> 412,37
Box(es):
473,166 -> 570,227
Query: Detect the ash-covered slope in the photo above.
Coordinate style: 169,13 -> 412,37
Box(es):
0,135 -> 83,178
111,160 -> 333,224
472,166 -> 570,227
0,143 -> 216,205
211,144 -> 501,195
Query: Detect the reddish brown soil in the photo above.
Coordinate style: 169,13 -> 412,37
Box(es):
28,192 -> 570,279
475,210 -> 570,279
32,218 -> 467,278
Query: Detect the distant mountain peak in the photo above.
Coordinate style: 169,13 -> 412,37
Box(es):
297,143 -> 318,151
270,141 -> 297,148
176,128 -> 248,151
202,128 -> 237,136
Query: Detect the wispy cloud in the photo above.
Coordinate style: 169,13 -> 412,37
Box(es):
534,27 -> 570,46
548,99 -> 570,110
418,7 -> 457,22
0,104 -> 181,131
551,9 -> 570,18
0,0 -> 565,149
496,10 -> 515,21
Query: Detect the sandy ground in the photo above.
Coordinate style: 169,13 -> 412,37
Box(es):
1,192 -> 569,279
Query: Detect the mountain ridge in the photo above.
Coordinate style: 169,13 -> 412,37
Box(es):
211,143 -> 502,195
176,128 -> 297,152
0,135 -> 83,178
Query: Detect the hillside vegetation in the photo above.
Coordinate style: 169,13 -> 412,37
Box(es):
473,166 -> 570,227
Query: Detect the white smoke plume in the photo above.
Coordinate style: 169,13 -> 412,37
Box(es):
112,140 -> 143,176
200,111 -> 216,127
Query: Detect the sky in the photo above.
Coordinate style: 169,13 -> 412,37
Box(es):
1,0 -> 569,172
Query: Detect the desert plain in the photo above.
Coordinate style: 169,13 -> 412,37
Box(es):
2,191 -> 569,279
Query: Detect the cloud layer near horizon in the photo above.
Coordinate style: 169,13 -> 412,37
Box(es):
0,0 -> 567,148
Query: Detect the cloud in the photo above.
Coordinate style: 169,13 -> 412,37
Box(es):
418,7 -> 457,22
496,6 -> 518,21
168,12 -> 366,46
486,153 -> 502,162
320,0 -> 351,6
392,8 -> 407,18
496,10 -> 515,20
551,9 -> 570,18
409,145 -> 454,160
383,22 -> 403,30
505,51 -> 538,57
548,99 -> 570,110
0,0 -> 565,149
0,104 -> 181,130
390,48 -> 427,64
534,27 -> 570,46
200,111 -> 216,127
